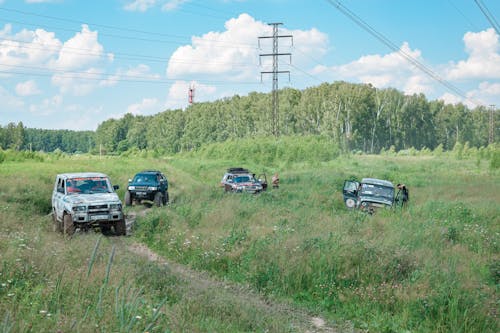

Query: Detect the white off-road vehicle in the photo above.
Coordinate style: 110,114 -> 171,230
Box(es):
52,172 -> 125,236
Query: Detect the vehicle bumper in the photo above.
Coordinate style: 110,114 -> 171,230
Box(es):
72,211 -> 123,224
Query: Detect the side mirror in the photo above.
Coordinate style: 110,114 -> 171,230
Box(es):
128,179 -> 132,183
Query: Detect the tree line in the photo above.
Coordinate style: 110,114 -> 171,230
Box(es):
0,122 -> 94,153
1,81 -> 497,154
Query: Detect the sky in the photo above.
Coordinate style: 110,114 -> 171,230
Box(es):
0,0 -> 499,131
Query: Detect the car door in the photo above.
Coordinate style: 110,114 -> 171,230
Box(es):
53,177 -> 66,221
257,173 -> 267,190
342,180 -> 360,208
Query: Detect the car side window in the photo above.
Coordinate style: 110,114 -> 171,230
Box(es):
56,178 -> 64,193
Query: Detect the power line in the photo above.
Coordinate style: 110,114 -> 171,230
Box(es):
474,0 -> 500,35
0,36 -> 258,69
325,0 -> 484,107
0,67 -> 261,86
446,0 -> 480,31
0,6 -> 256,48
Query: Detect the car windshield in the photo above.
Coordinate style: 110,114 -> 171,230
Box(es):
133,174 -> 156,183
233,175 -> 252,183
67,177 -> 112,194
360,183 -> 394,200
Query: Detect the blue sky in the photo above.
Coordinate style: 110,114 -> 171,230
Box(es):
0,0 -> 499,130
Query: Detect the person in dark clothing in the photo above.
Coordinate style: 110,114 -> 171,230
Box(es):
396,183 -> 409,206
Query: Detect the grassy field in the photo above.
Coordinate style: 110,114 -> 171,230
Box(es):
0,144 -> 498,332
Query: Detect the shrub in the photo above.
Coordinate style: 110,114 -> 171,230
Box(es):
489,149 -> 500,170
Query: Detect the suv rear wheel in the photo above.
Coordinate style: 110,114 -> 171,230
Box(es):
53,209 -> 62,233
124,191 -> 132,206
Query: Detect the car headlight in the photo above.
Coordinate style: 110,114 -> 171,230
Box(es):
110,203 -> 122,211
128,186 -> 135,190
73,205 -> 87,212
147,186 -> 157,191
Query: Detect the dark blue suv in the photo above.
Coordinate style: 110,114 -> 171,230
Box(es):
125,170 -> 169,207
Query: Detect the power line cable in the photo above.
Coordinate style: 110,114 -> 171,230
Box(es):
325,0 -> 484,107
474,0 -> 500,35
0,6 -> 256,48
0,67 -> 261,86
446,0 -> 480,31
0,36 -> 257,68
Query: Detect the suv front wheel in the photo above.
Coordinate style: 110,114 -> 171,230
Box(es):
115,219 -> 126,236
63,214 -> 75,236
154,192 -> 163,207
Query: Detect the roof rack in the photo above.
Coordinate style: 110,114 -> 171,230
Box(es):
227,167 -> 250,174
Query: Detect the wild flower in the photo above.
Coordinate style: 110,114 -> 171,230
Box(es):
135,315 -> 142,320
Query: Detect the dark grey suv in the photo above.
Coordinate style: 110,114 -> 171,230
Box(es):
124,170 -> 169,207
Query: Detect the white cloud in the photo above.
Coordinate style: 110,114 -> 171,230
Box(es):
0,85 -> 24,109
162,0 -> 189,11
321,42 -> 433,95
51,68 -> 104,96
124,0 -> 190,12
437,82 -> 500,108
166,13 -> 328,83
29,94 -> 63,116
0,24 -> 62,69
465,81 -> 500,107
59,104 -> 104,130
447,28 -> 500,80
125,64 -> 161,79
438,92 -> 462,105
127,97 -> 159,115
16,80 -> 41,96
51,24 -> 106,70
124,0 -> 157,12
98,64 -> 160,88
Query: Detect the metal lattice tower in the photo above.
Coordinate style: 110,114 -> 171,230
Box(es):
259,23 -> 292,137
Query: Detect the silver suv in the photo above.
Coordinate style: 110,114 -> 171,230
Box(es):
52,172 -> 125,236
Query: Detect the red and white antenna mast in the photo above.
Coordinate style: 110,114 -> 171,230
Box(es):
188,83 -> 195,104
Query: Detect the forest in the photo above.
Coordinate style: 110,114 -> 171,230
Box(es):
0,81 -> 497,154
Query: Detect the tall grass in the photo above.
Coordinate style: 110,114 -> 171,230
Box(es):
132,144 -> 499,333
0,154 -> 328,332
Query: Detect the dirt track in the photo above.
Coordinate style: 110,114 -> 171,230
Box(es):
125,209 -> 356,333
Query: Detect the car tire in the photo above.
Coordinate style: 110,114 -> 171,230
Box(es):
163,192 -> 169,205
101,226 -> 112,235
345,198 -> 356,209
154,192 -> 163,207
115,219 -> 126,236
52,209 -> 62,233
124,191 -> 132,206
63,214 -> 75,236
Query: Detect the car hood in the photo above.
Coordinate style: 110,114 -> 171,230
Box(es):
234,182 -> 262,187
64,193 -> 121,205
359,196 -> 393,206
129,181 -> 157,187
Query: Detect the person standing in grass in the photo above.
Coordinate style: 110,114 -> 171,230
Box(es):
272,173 -> 280,189
396,183 -> 409,206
